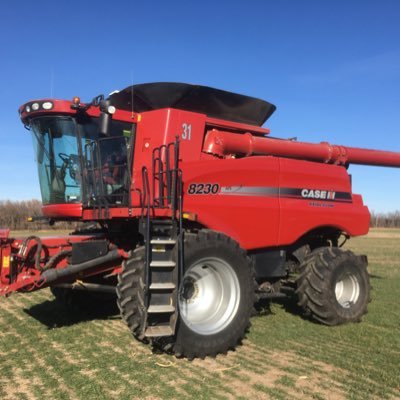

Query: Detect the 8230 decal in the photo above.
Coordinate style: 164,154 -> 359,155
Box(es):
187,183 -> 220,195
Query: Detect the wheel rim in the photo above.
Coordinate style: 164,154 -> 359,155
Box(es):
178,257 -> 240,335
335,272 -> 360,308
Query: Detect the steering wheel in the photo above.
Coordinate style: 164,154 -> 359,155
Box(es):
58,153 -> 80,181
58,153 -> 70,163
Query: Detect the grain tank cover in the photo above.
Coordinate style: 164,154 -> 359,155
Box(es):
109,82 -> 276,126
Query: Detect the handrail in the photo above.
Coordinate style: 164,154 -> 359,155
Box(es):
141,166 -> 151,309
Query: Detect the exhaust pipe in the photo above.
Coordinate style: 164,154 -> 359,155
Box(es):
41,249 -> 121,285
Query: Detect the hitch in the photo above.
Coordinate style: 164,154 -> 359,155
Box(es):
0,232 -> 124,297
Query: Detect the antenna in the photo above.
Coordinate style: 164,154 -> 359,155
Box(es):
130,70 -> 134,118
50,68 -> 54,98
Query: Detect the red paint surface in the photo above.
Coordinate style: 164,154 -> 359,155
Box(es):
18,100 -> 390,250
5,93 -> 398,295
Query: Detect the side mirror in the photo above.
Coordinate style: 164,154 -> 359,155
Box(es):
99,100 -> 116,136
99,111 -> 111,136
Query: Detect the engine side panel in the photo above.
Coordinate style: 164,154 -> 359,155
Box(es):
182,156 -> 370,250
278,158 -> 370,245
183,157 -> 281,249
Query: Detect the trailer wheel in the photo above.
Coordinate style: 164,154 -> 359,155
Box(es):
171,231 -> 256,358
116,247 -> 147,342
295,247 -> 371,325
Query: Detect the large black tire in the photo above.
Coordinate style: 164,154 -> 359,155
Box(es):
116,248 -> 147,342
117,231 -> 256,358
173,231 -> 255,358
295,247 -> 371,325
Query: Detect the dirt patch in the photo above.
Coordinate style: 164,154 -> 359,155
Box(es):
1,305 -> 81,400
188,343 -> 347,400
0,367 -> 46,400
168,377 -> 193,398
50,342 -> 82,365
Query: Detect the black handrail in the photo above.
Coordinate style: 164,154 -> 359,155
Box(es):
151,138 -> 181,210
177,169 -> 184,287
171,137 -> 180,217
141,137 -> 183,336
141,166 -> 151,309
82,136 -> 132,213
165,144 -> 172,204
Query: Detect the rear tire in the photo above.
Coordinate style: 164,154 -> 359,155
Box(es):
295,247 -> 371,325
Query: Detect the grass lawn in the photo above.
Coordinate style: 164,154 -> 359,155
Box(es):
0,229 -> 399,399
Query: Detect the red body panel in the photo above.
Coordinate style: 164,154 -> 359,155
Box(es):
180,157 -> 369,250
278,159 -> 369,244
183,157 -> 281,248
19,99 -> 136,123
42,203 -> 82,219
18,98 -> 397,252
73,114 -> 371,249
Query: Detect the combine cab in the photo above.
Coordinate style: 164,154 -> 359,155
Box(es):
1,82 -> 400,358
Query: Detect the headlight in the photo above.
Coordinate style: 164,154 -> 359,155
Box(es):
25,105 -> 31,112
31,102 -> 39,111
42,102 -> 53,110
107,105 -> 116,114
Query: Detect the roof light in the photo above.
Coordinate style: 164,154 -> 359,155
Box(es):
31,102 -> 39,111
25,105 -> 31,113
72,96 -> 80,105
42,101 -> 53,110
107,105 -> 116,114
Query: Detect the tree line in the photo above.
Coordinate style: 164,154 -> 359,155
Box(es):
0,199 -> 400,230
0,200 -> 75,231
370,211 -> 400,228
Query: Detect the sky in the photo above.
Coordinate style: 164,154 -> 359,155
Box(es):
0,0 -> 399,212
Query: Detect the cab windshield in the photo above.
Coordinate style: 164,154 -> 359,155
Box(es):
30,116 -> 133,206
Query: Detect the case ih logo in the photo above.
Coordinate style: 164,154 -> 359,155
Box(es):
301,189 -> 336,200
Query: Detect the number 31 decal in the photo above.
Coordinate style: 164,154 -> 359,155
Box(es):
188,183 -> 220,195
182,123 -> 192,140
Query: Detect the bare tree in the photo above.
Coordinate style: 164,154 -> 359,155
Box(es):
0,200 -> 76,230
370,211 -> 400,228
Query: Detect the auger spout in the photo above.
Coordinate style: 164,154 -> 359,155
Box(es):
203,129 -> 400,168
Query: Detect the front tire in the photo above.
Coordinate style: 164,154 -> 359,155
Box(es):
173,231 -> 255,358
295,247 -> 371,325
116,248 -> 147,342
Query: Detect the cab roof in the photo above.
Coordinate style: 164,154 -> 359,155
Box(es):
108,82 -> 276,126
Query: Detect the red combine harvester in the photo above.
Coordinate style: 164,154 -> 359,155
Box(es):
1,83 -> 400,358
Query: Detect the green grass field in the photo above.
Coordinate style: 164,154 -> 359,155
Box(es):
0,229 -> 399,399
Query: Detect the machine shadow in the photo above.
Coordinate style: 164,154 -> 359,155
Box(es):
23,298 -> 120,328
368,274 -> 383,279
255,296 -> 307,320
